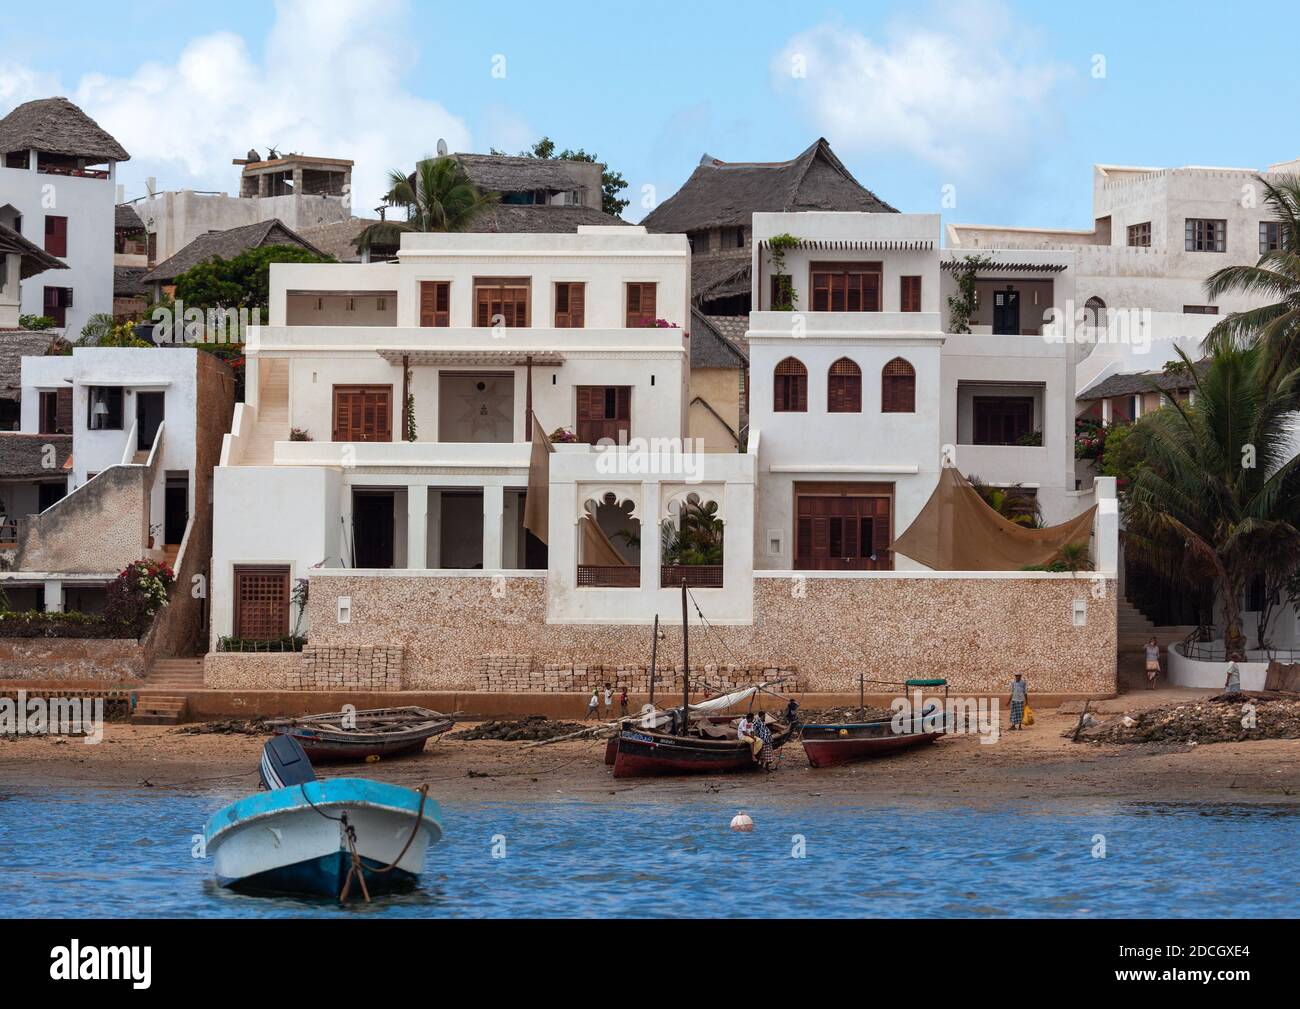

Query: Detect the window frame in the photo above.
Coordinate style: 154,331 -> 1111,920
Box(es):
331,384 -> 394,443
881,358 -> 916,414
474,276 -> 531,327
575,385 -> 631,444
1260,221 -> 1286,254
809,261 -> 882,312
773,357 -> 808,413
899,275 -> 922,313
44,214 -> 68,258
1185,218 -> 1226,253
554,281 -> 586,328
1126,221 -> 1152,247
827,358 -> 862,413
625,282 -> 658,327
86,386 -> 124,431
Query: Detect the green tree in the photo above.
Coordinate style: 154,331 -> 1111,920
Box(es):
498,136 -> 630,217
1202,174 -> 1300,378
355,156 -> 499,254
966,475 -> 1043,527
173,244 -> 332,315
1123,345 -> 1300,655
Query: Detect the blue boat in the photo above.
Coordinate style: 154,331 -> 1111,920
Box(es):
204,776 -> 442,899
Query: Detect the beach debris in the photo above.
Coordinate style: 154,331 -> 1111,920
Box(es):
449,715 -> 588,742
1068,694 -> 1300,745
730,811 -> 754,832
175,718 -> 268,736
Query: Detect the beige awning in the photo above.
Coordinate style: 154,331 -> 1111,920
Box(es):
377,349 -> 564,367
522,413 -> 553,545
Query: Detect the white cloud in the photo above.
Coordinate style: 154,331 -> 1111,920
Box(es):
773,2 -> 1072,177
2,0 -> 471,209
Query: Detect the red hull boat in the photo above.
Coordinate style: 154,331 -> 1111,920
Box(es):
800,714 -> 947,768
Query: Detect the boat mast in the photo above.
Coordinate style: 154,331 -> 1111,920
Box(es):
680,579 -> 689,736
648,614 -> 659,709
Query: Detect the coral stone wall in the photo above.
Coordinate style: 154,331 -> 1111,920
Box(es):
0,638 -> 145,681
265,572 -> 1116,694
13,464 -> 148,573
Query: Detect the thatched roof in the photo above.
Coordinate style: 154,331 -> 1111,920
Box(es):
0,331 -> 69,402
297,219 -> 384,262
0,432 -> 72,479
114,266 -> 149,298
642,138 -> 895,235
1078,362 -> 1209,401
469,204 -> 626,233
0,223 -> 67,279
115,203 -> 144,230
692,249 -> 751,304
453,153 -> 597,193
0,97 -> 129,162
142,219 -> 327,284
690,309 -> 747,369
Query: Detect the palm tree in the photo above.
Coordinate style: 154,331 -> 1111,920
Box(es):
966,475 -> 1043,527
1123,344 -> 1300,655
1202,174 -> 1300,381
355,156 -> 499,254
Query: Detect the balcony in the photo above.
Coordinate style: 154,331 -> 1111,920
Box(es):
747,310 -> 943,342
273,439 -> 537,470
248,324 -> 689,356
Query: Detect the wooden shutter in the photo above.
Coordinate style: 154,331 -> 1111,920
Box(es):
626,283 -> 656,327
774,357 -> 808,412
900,276 -> 922,312
882,358 -> 916,414
234,565 -> 291,640
576,385 -> 631,443
44,216 -> 68,258
332,385 -> 393,442
827,358 -> 861,413
56,387 -> 72,434
555,282 -> 585,327
419,281 -> 449,326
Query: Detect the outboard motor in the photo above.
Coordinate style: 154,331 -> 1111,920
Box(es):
259,734 -> 317,791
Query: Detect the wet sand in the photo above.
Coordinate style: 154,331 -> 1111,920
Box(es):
3,692 -> 1299,806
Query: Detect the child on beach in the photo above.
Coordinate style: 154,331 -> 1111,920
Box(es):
1224,654 -> 1243,694
619,686 -> 629,717
1009,673 -> 1029,730
603,682 -> 613,717
587,688 -> 600,719
1145,637 -> 1161,689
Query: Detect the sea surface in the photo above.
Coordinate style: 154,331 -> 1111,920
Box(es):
1,788 -> 1297,918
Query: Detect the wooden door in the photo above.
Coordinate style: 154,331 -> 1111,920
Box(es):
233,565 -> 291,640
794,485 -> 893,570
576,385 -> 631,444
993,288 -> 1020,335
332,385 -> 393,442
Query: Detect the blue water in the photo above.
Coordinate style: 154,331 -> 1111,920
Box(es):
1,788 -> 1297,917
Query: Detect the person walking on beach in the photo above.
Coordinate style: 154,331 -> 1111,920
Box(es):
1224,653 -> 1243,694
587,687 -> 600,719
619,686 -> 629,717
1145,637 -> 1161,689
603,682 -> 613,717
1009,673 -> 1029,731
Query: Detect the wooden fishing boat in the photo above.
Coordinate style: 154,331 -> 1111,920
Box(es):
204,738 -> 441,899
266,706 -> 453,763
612,717 -> 792,778
801,707 -> 948,768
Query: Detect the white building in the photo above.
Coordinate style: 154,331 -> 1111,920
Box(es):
0,97 -> 128,339
0,346 -> 234,614
211,225 -> 765,642
747,211 -> 1093,571
948,158 -> 1300,406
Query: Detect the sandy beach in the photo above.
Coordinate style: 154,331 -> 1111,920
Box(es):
4,688 -> 1298,806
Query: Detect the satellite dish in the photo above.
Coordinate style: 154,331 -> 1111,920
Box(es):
436,138 -> 448,156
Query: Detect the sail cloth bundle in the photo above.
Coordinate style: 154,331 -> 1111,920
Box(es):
890,467 -> 1097,571
522,413 -> 553,544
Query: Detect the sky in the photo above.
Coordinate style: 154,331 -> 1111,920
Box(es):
3,0 -> 1296,236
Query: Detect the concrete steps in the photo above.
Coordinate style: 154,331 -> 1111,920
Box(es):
132,694 -> 189,725
1117,597 -> 1196,651
145,657 -> 205,690
242,360 -> 290,464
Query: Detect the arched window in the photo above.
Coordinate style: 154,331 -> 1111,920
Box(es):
774,357 -> 808,412
1084,296 -> 1106,329
827,358 -> 862,413
882,358 -> 916,413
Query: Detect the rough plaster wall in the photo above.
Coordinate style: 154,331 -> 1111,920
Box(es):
222,573 -> 1117,694
688,367 -> 743,452
13,465 -> 147,573
0,639 -> 144,681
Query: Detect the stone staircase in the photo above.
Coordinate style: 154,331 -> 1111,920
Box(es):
1116,597 -> 1199,691
132,657 -> 205,725
241,359 -> 290,465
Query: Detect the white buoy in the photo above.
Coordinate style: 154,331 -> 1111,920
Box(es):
730,811 -> 754,832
